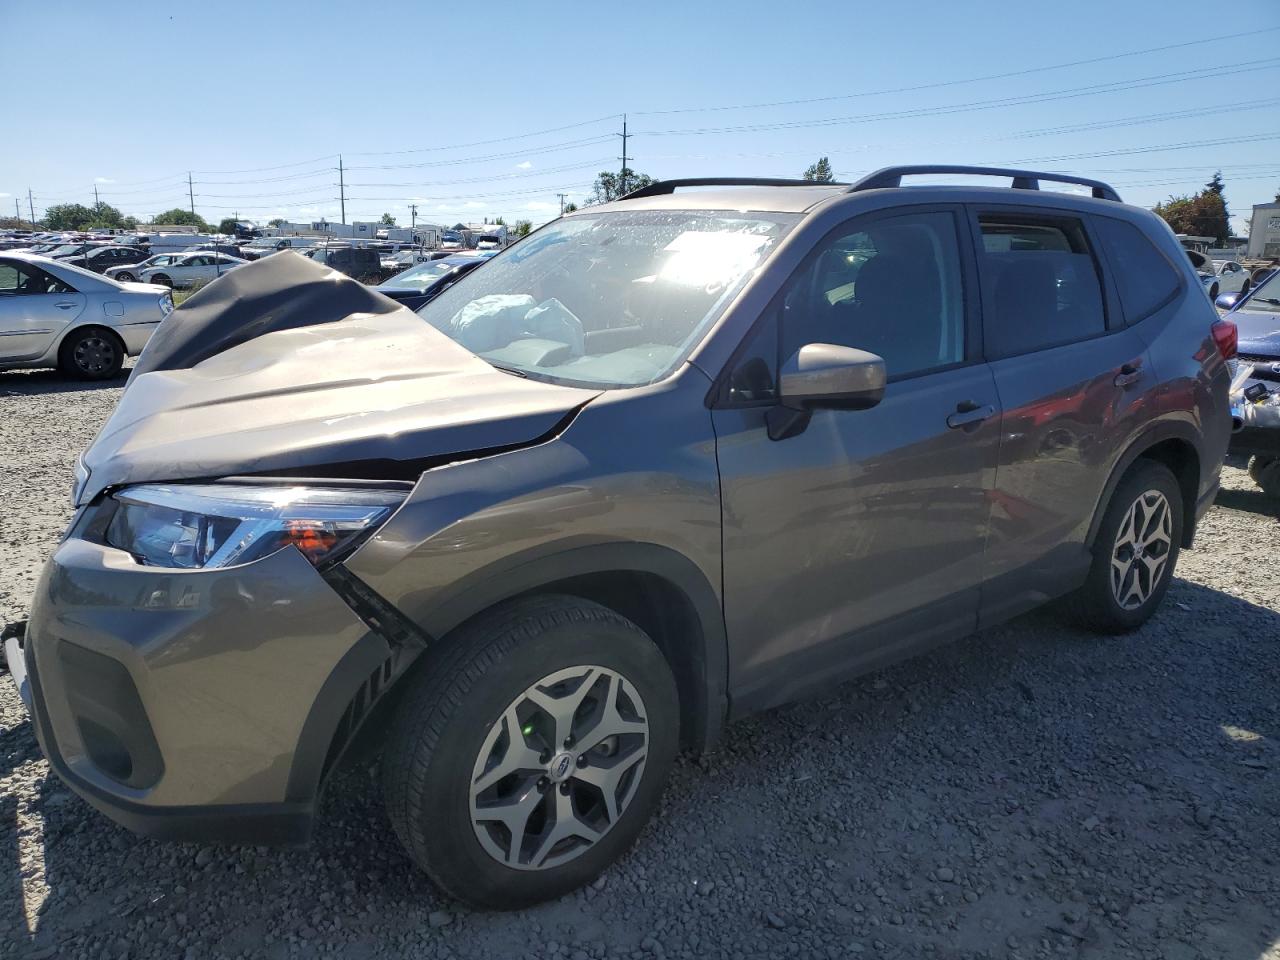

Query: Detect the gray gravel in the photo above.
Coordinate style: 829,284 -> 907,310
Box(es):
2,365 -> 1278,960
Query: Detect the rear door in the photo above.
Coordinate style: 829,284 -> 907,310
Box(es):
969,206 -> 1154,625
0,260 -> 86,361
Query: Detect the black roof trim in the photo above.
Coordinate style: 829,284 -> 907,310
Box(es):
850,165 -> 1122,202
621,177 -> 847,199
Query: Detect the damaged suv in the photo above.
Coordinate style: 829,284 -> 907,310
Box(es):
7,167 -> 1232,908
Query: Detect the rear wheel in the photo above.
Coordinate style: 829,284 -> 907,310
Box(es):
115,271 -> 135,283
1209,283 -> 1220,300
58,327 -> 124,380
1247,456 -> 1280,498
381,595 -> 679,908
1061,460 -> 1182,633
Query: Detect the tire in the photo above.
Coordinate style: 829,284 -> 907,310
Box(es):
1209,283 -> 1219,301
381,595 -> 679,909
115,271 -> 135,283
1241,277 -> 1251,296
1247,456 -> 1280,498
150,274 -> 173,288
1061,460 -> 1183,634
58,327 -> 125,381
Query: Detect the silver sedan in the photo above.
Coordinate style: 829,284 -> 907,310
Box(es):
0,252 -> 174,380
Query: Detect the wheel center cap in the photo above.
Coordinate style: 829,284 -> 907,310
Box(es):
547,751 -> 575,783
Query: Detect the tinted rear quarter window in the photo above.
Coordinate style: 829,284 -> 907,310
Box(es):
1092,217 -> 1181,322
978,215 -> 1106,358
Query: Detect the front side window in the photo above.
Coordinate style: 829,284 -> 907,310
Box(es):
979,215 -> 1105,357
1092,217 -> 1181,323
417,210 -> 798,388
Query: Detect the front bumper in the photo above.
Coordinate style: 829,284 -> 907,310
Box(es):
17,537 -> 395,845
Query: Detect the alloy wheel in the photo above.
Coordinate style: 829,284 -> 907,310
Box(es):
469,665 -> 649,871
1110,489 -> 1172,609
73,336 -> 116,376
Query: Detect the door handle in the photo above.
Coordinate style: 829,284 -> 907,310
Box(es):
1113,362 -> 1143,388
947,401 -> 995,430
55,301 -> 77,310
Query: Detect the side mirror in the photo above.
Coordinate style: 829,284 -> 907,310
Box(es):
1215,293 -> 1239,312
767,343 -> 886,441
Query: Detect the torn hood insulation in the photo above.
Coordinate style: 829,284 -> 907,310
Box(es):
77,254 -> 598,503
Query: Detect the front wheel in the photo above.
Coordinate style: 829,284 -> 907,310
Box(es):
381,596 -> 679,908
1061,460 -> 1182,634
115,271 -> 135,283
150,274 -> 173,288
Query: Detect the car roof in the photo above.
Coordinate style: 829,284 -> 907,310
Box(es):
583,184 -> 846,215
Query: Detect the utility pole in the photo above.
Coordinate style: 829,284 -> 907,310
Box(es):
93,183 -> 100,210
338,155 -> 346,225
187,172 -> 195,216
618,114 -> 629,197
28,188 -> 35,224
557,193 -> 568,216
14,198 -> 20,222
409,203 -> 417,228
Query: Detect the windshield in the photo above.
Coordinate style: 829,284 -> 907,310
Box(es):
416,210 -> 797,388
49,244 -> 81,256
383,259 -> 461,287
1244,270 -> 1280,313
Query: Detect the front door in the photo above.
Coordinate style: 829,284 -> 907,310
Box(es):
712,207 -> 1001,713
0,260 -> 85,361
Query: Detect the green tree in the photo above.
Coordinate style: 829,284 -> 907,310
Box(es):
217,217 -> 241,234
379,212 -> 396,225
514,219 -> 532,238
152,208 -> 211,231
84,202 -> 125,230
803,157 -> 835,183
493,216 -> 506,226
563,202 -> 578,214
1153,189 -> 1229,245
268,217 -> 287,228
44,203 -> 96,230
121,216 -> 139,230
586,169 -> 656,205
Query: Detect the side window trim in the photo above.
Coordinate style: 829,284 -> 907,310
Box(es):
713,203 -> 978,407
964,204 -> 1113,360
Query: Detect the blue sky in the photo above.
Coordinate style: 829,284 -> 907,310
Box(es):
2,0 -> 1278,232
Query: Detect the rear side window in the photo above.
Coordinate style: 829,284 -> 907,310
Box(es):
1092,217 -> 1181,322
978,215 -> 1105,358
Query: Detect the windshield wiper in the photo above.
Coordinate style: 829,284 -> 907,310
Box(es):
485,362 -> 529,379
1250,297 -> 1280,306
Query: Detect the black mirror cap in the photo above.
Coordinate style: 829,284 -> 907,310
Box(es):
1215,292 -> 1239,312
780,343 -> 886,410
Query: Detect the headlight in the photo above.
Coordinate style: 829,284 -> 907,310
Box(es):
105,483 -> 406,569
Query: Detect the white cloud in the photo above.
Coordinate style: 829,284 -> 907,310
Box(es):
515,161 -> 533,170
94,177 -> 115,183
0,192 -> 9,198
524,200 -> 555,211
463,201 -> 484,209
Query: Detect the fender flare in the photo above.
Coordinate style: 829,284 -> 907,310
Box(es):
417,540 -> 728,751
1084,418 -> 1203,550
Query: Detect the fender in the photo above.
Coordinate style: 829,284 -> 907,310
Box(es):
416,539 -> 728,752
1084,417 -> 1204,550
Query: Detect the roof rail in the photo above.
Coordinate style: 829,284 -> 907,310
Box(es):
622,177 -> 847,200
850,165 -> 1122,202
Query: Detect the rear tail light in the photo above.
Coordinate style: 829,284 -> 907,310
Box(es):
1211,319 -> 1237,361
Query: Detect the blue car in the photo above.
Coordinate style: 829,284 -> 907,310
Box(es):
1218,267 -> 1280,495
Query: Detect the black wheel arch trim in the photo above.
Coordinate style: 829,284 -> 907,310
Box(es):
1085,419 -> 1204,551
407,540 -> 729,752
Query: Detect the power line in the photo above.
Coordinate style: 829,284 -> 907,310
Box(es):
633,26 -> 1280,116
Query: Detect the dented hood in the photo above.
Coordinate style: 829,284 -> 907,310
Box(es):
78,255 -> 597,503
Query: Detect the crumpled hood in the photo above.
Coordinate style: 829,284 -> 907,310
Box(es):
78,255 -> 597,503
1232,306 -> 1280,359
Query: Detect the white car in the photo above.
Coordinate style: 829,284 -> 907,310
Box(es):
137,252 -> 249,289
1187,252 -> 1254,300
0,252 -> 173,379
104,253 -> 185,283
240,237 -> 319,258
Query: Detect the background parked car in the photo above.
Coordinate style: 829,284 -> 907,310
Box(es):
104,253 -> 184,283
0,252 -> 172,379
1187,251 -> 1253,300
303,245 -> 383,281
189,242 -> 258,261
57,245 -> 152,274
240,236 -> 318,258
138,252 -> 249,288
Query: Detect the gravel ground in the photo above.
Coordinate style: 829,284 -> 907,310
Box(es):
1,366 -> 1278,960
